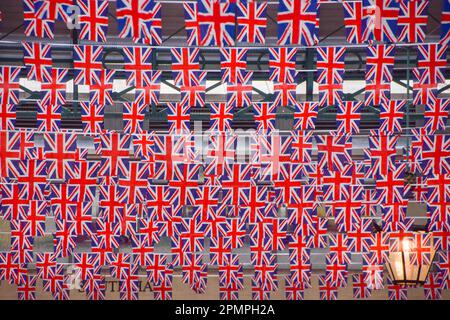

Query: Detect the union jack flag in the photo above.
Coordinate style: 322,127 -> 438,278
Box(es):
347,218 -> 374,253
171,48 -> 200,86
180,71 -> 207,107
53,220 -> 77,258
108,253 -> 133,279
316,46 -> 346,106
240,185 -> 269,224
424,272 -> 444,300
205,132 -> 237,177
35,252 -> 56,280
7,159 -> 48,200
80,103 -> 105,133
253,253 -> 279,291
36,104 -> 61,132
10,221 -> 35,264
362,252 -> 384,290
169,164 -> 201,214
135,71 -> 161,106
290,131 -> 313,164
123,47 -> 153,87
441,0 -> 450,46
352,273 -> 372,299
167,103 -> 191,134
42,265 -> 69,300
366,131 -> 398,178
421,134 -> 450,176
123,102 -> 147,134
44,132 -> 80,180
132,132 -> 154,161
145,254 -> 168,284
336,101 -> 363,134
90,69 -> 115,105
218,254 -> 243,290
220,48 -> 248,84
325,253 -> 348,287
0,104 -> 17,131
277,0 -> 319,46
183,2 -> 201,46
21,201 -> 47,237
379,100 -> 406,133
316,134 -> 352,172
197,0 -> 236,46
22,42 -> 52,82
387,278 -> 408,300
209,236 -> 231,267
423,95 -> 450,134
153,274 -> 173,300
99,133 -> 131,177
0,67 -> 21,106
251,278 -> 271,300
209,103 -> 234,132
412,68 -> 437,106
73,45 -> 103,86
221,164 -> 253,211
119,268 -> 140,300
362,0 -> 400,43
343,0 -> 364,44
365,44 -> 396,106
328,233 -> 351,265
416,43 -> 448,86
236,0 -> 267,44
318,275 -> 338,300
333,185 -> 365,233
273,82 -> 297,107
376,163 -> 406,206
40,68 -> 68,106
256,134 -> 292,182
252,103 -> 277,133
0,132 -> 36,178
17,273 -> 37,300
293,102 -> 318,131
77,0 -> 109,42
226,72 -> 253,108
118,160 -> 151,203
153,134 -> 187,180
116,0 -> 161,43
34,0 -> 73,22
82,274 -> 106,300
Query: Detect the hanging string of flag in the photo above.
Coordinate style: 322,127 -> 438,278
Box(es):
0,0 -> 450,301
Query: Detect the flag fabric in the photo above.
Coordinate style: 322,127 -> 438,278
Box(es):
116,0 -> 161,44
77,0 -> 109,43
397,0 -> 429,43
236,0 -> 267,44
23,0 -> 55,39
22,42 -> 52,82
362,0 -> 400,43
277,0 -> 319,46
343,0 -> 364,44
365,44 -> 396,106
316,47 -> 346,107
197,0 -> 236,46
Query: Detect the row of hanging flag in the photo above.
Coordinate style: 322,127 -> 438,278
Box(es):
0,0 -> 450,301
1,41 -> 449,134
0,127 -> 450,299
20,0 -> 450,46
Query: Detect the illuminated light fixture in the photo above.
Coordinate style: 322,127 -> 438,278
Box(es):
385,232 -> 436,286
